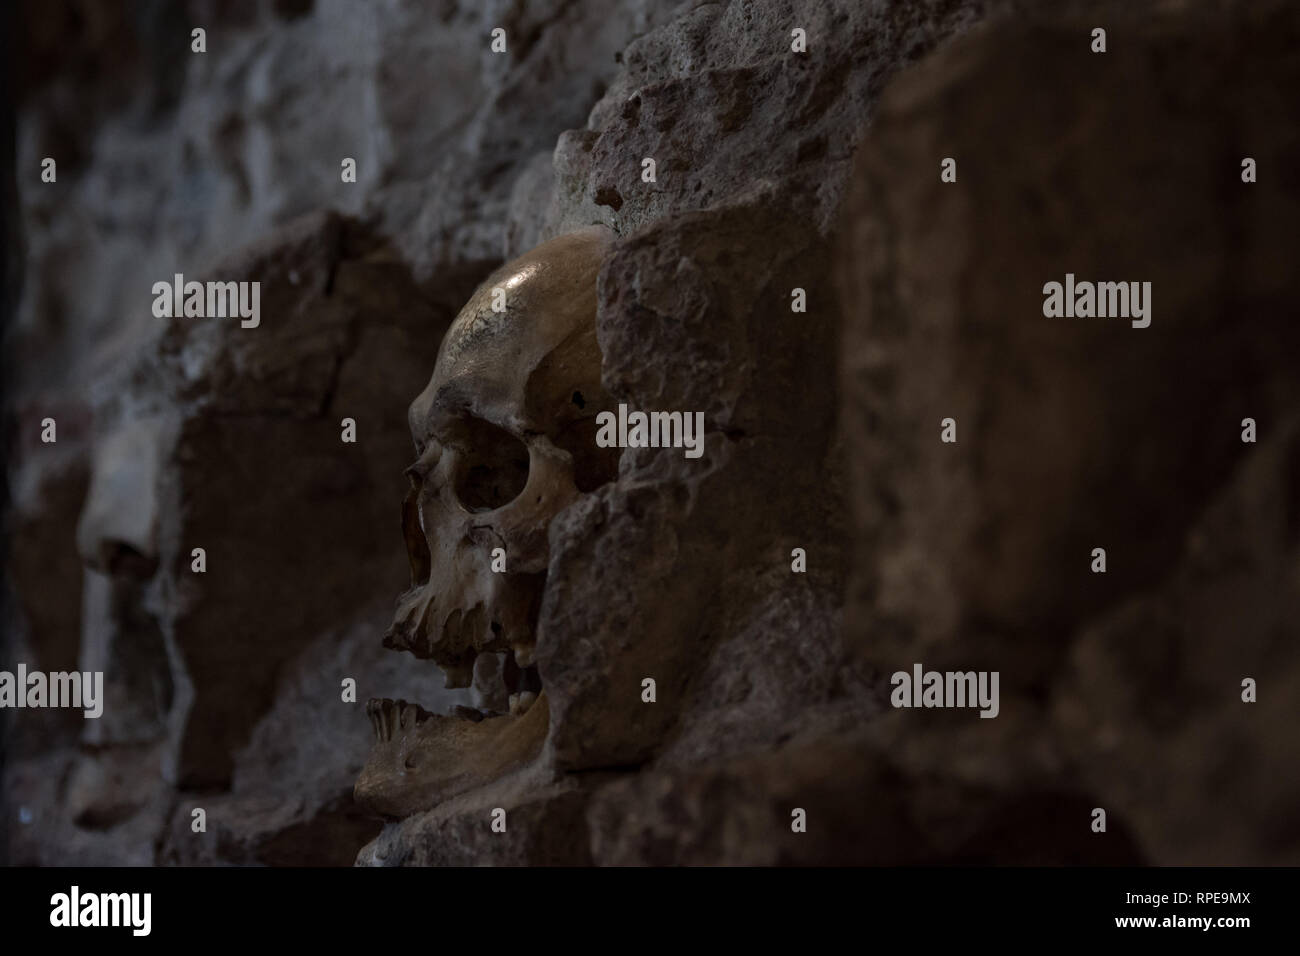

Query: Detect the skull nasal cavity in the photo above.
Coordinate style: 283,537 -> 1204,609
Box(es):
453,419 -> 530,513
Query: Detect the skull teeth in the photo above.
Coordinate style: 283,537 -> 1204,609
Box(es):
365,698 -> 434,742
366,697 -> 517,742
508,691 -> 538,716
367,651 -> 541,744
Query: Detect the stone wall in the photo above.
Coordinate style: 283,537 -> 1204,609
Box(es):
4,0 -> 1295,866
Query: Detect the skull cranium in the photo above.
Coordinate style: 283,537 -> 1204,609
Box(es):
355,225 -> 619,818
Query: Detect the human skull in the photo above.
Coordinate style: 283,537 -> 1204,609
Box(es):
355,225 -> 620,818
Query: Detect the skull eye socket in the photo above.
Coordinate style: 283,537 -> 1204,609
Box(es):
452,418 -> 530,513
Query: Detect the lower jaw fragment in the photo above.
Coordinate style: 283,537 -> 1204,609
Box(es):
355,690 -> 550,819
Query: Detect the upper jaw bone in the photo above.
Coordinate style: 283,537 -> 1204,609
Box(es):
382,585 -> 436,657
